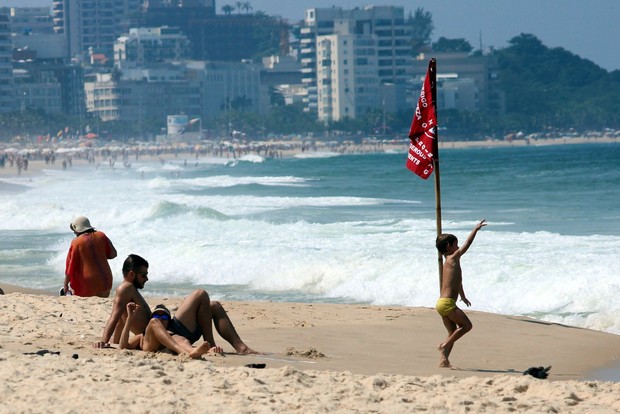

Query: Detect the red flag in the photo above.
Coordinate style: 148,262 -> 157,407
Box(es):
406,59 -> 437,180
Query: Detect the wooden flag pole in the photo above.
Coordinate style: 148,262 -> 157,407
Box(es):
430,58 -> 444,285
434,156 -> 443,283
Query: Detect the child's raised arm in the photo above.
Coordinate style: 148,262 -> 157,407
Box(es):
455,219 -> 487,257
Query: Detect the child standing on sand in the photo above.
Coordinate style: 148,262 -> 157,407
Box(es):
435,219 -> 486,368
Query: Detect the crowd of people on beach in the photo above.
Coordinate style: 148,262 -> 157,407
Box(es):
0,153 -> 29,174
0,138 -> 395,176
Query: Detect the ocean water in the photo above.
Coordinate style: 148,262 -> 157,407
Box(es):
1,143 -> 620,335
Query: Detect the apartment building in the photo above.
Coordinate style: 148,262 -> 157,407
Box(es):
84,66 -> 200,123
7,7 -> 53,35
14,67 -> 63,114
300,5 -> 411,116
186,60 -> 266,122
52,0 -> 142,61
316,31 -> 379,122
2,6 -> 66,60
114,27 -> 191,68
0,14 -> 14,113
412,52 -> 505,115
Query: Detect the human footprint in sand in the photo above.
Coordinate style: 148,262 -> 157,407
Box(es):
94,254 -> 258,355
435,219 -> 486,368
120,302 -> 221,358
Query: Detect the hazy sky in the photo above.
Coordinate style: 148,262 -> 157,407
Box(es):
7,0 -> 620,71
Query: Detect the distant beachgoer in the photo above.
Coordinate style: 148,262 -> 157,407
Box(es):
435,219 -> 486,368
119,302 -> 220,358
64,216 -> 117,297
94,254 -> 258,355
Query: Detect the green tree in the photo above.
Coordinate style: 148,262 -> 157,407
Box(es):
408,8 -> 434,54
251,14 -> 288,60
432,37 -> 473,53
241,2 -> 253,14
221,5 -> 234,16
495,33 -> 619,130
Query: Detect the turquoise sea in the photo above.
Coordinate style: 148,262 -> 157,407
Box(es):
1,143 -> 619,335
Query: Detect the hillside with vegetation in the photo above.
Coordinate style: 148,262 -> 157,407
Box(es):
438,34 -> 620,139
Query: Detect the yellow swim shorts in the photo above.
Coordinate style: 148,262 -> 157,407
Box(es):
435,298 -> 457,316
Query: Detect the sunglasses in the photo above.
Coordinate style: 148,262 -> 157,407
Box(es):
152,313 -> 170,321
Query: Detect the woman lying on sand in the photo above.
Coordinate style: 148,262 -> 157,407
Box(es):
120,302 -> 223,359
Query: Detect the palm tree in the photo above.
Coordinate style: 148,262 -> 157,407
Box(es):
241,2 -> 253,14
221,4 -> 234,16
235,2 -> 243,15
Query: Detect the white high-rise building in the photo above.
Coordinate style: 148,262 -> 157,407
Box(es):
52,0 -> 142,60
316,32 -> 378,122
300,5 -> 411,116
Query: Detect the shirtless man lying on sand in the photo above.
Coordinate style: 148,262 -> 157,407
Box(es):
94,254 -> 257,355
119,302 -> 221,358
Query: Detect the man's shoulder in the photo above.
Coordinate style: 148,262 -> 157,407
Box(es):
93,230 -> 109,240
115,281 -> 139,298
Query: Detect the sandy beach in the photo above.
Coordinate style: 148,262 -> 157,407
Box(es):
1,283 -> 620,413
2,136 -> 620,412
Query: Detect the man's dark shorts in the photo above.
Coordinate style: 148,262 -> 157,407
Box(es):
169,317 -> 202,344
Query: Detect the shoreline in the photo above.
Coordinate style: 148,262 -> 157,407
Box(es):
0,135 -> 617,181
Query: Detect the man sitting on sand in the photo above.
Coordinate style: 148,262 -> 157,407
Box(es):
65,216 -> 117,297
120,302 -> 221,358
435,219 -> 486,368
94,254 -> 257,354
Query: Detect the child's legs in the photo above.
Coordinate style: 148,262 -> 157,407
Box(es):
442,315 -> 457,335
441,316 -> 457,356
443,308 -> 472,348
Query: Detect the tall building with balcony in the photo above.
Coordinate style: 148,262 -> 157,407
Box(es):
185,60 -> 266,122
114,27 -> 191,69
52,0 -> 142,61
316,31 -> 379,122
84,66 -> 201,123
0,13 -> 14,113
411,52 -> 505,115
14,68 -> 63,115
299,5 -> 411,116
6,6 -> 67,60
7,7 -> 53,35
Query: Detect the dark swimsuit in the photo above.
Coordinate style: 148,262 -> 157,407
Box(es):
169,317 -> 202,344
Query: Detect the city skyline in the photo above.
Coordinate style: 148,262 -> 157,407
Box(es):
7,0 -> 619,72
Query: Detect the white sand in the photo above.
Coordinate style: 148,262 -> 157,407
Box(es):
1,289 -> 620,413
